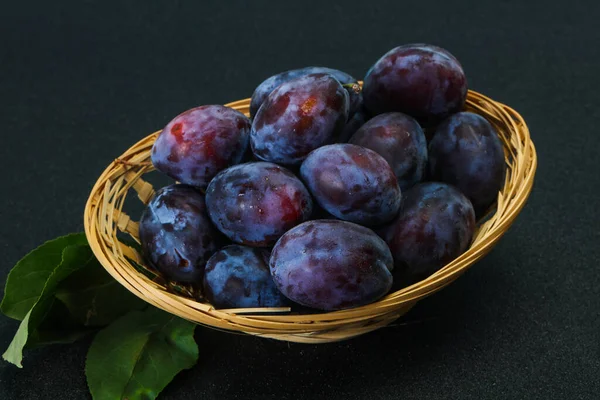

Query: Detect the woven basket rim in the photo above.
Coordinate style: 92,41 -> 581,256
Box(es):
83,89 -> 537,343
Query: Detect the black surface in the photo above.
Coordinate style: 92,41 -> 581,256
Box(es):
1,1 -> 599,399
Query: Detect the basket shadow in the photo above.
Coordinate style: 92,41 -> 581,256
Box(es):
160,251 -> 519,400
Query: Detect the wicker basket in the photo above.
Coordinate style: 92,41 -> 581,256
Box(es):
83,89 -> 537,343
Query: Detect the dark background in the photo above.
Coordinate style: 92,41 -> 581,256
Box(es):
1,1 -> 599,399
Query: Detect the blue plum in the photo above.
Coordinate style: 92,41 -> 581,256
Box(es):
428,112 -> 506,217
139,184 -> 223,283
250,66 -> 362,118
363,44 -> 467,123
205,162 -> 313,247
270,220 -> 394,311
300,144 -> 401,226
202,245 -> 287,308
151,105 -> 251,190
251,73 -> 349,165
349,112 -> 427,191
336,108 -> 369,143
380,182 -> 476,282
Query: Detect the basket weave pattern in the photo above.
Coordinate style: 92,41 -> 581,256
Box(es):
84,90 -> 537,343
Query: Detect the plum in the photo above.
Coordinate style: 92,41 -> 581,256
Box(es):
250,66 -> 362,118
428,112 -> 506,217
300,144 -> 401,226
270,220 -> 393,310
363,44 -> 467,124
203,245 -> 287,308
380,182 -> 476,283
349,112 -> 427,191
151,105 -> 251,190
336,109 -> 369,143
205,162 -> 313,247
139,184 -> 223,283
251,73 -> 349,165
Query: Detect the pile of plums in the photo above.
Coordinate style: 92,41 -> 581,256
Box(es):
139,44 -> 506,311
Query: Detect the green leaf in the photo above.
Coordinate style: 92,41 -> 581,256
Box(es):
28,299 -> 94,347
3,309 -> 32,367
2,298 -> 92,367
1,233 -> 87,320
86,307 -> 198,400
56,263 -> 145,327
2,245 -> 97,367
